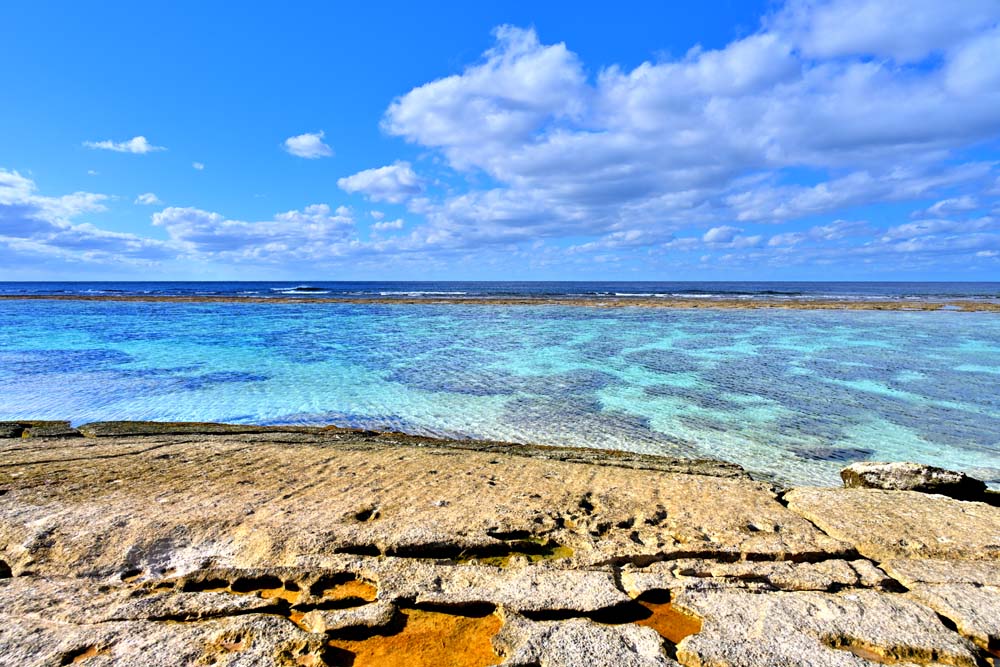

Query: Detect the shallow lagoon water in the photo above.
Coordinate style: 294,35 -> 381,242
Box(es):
1,299 -> 999,487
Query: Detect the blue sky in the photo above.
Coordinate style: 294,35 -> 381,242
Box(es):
2,0 -> 999,281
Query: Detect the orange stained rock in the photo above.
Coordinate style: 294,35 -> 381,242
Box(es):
259,585 -> 302,604
288,611 -> 309,631
317,578 -> 377,603
70,646 -> 103,663
635,601 -> 702,644
327,608 -> 502,667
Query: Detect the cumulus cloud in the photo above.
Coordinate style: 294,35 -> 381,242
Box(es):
152,203 -> 357,260
134,192 -> 162,205
913,195 -> 979,218
703,226 -> 742,244
338,162 -> 423,203
283,131 -> 334,159
8,1 -> 1000,277
0,169 -> 170,265
371,13 -> 1000,258
192,162 -> 205,171
372,218 -> 405,231
83,136 -> 165,154
771,0 -> 1000,63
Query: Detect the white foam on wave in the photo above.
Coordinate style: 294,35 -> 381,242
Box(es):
378,291 -> 468,296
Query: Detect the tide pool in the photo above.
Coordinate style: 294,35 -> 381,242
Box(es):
1,299 -> 999,487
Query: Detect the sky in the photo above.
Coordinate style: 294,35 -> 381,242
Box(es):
2,0 -> 1000,281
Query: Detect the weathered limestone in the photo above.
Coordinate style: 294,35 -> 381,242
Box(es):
841,462 -> 988,501
1,426 -> 997,666
0,429 -> 848,580
621,558 -> 894,595
785,488 -> 1000,561
673,588 -> 980,667
882,559 -> 1000,654
365,559 -> 631,613
0,420 -> 80,439
495,615 -> 679,667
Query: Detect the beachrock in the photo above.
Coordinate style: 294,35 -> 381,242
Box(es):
907,583 -> 1000,652
368,559 -> 631,612
841,461 -> 987,500
495,614 -> 678,667
785,487 -> 1000,561
881,558 -> 1000,587
622,558 -> 893,595
297,600 -> 397,633
0,433 -> 848,579
0,609 -> 327,667
674,588 -> 980,667
75,420 -> 330,438
0,420 -> 78,439
881,559 -> 1000,652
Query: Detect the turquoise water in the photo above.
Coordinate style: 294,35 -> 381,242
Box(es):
1,300 -> 999,487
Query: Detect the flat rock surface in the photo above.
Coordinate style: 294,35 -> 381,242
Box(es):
673,588 -> 980,667
1,427 -> 997,666
785,487 -> 1000,561
0,431 -> 847,579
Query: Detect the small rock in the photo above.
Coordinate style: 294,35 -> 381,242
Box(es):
841,462 -> 987,500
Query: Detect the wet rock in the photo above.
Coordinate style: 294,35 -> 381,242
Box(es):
674,588 -> 980,667
841,461 -> 988,500
785,488 -> 1000,561
0,422 -> 25,438
0,420 -> 78,438
495,614 -> 679,666
76,420 -> 328,438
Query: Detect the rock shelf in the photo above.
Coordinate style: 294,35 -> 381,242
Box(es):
1,421 -> 998,666
2,293 -> 999,311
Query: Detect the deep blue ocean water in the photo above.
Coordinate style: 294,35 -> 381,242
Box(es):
2,280 -> 1000,301
1,282 -> 999,487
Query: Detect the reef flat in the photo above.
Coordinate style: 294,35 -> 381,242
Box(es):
2,293 -> 999,311
1,421 -> 999,666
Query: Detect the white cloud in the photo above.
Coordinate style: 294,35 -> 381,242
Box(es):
383,25 -> 587,170
87,170 -> 98,176
338,161 -> 424,203
372,218 -> 404,231
0,169 -> 169,265
283,130 -> 334,159
9,3 -> 1000,277
192,162 -> 205,171
371,16 -> 1000,256
914,195 -> 980,218
152,203 -> 357,260
369,210 -> 385,220
771,0 -> 1000,63
134,192 -> 162,205
703,226 -> 741,244
882,216 -> 998,241
83,136 -> 165,154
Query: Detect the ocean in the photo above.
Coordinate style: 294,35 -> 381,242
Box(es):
1,280 -> 999,301
1,281 -> 998,487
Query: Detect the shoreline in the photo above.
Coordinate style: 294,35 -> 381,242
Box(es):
2,420 -> 998,665
2,293 -> 1000,311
